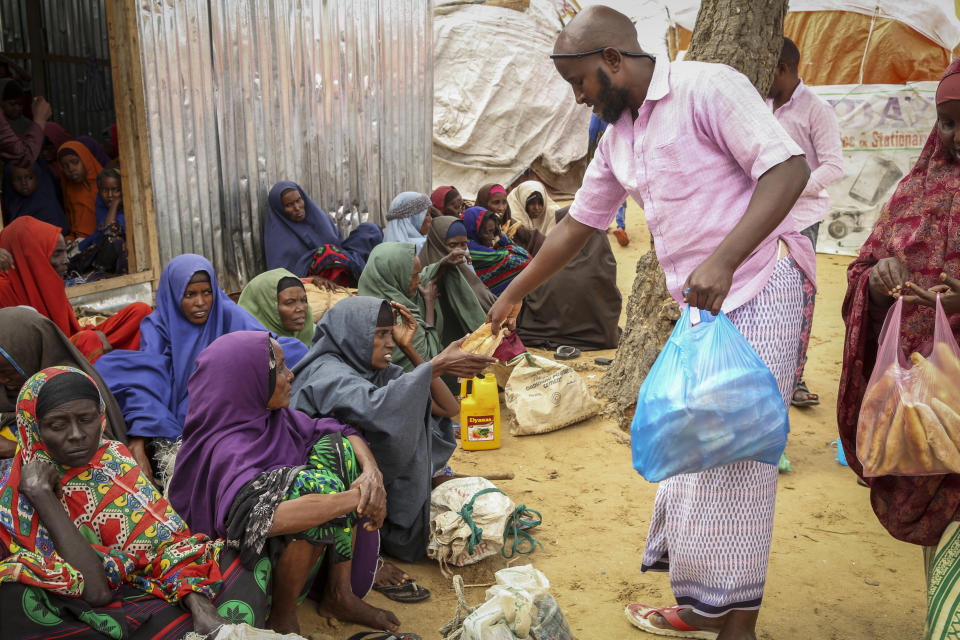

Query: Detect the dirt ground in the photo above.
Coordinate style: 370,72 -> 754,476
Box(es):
301,202 -> 925,640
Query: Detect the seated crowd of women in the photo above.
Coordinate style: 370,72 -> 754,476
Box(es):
0,174 -> 623,637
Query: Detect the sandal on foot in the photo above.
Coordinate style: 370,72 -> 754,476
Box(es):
555,345 -> 581,360
791,380 -> 820,407
347,633 -> 422,640
371,581 -> 431,603
624,604 -> 718,639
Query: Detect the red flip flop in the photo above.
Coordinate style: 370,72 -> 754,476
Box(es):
624,604 -> 718,638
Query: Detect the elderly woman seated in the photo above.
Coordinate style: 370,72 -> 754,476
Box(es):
238,268 -> 315,346
169,331 -> 402,636
0,366 -> 264,638
289,297 -> 493,596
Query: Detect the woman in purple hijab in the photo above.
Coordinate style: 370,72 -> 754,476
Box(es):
263,180 -> 382,285
168,331 -> 404,636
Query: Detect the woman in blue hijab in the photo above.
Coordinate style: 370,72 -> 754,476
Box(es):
96,254 -> 307,479
2,161 -> 68,233
263,180 -> 382,285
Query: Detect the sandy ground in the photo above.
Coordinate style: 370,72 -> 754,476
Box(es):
301,202 -> 924,640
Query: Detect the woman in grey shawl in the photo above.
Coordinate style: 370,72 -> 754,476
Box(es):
289,297 -> 493,575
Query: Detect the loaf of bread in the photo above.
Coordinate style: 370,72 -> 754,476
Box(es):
462,323 -> 504,358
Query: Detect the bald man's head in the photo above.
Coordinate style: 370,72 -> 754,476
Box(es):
554,5 -> 641,56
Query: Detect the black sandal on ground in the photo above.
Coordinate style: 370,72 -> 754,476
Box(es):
555,345 -> 581,360
791,380 -> 820,407
371,581 -> 431,603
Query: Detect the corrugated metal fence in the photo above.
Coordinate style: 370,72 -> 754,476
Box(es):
136,0 -> 433,291
0,0 -> 114,139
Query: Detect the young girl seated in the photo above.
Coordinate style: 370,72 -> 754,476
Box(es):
264,180 -> 382,285
2,162 -> 68,233
169,331 -> 404,636
95,254 -> 307,479
0,366 -> 265,638
461,205 -> 532,294
506,180 -> 560,236
430,186 -> 465,218
238,268 -> 315,345
57,141 -> 103,241
0,217 -> 151,363
289,298 -> 493,566
418,215 -> 497,311
69,167 -> 128,275
477,183 -> 546,256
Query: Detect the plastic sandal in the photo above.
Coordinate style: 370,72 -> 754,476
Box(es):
347,633 -> 422,640
371,580 -> 431,602
624,604 -> 718,639
555,345 -> 580,360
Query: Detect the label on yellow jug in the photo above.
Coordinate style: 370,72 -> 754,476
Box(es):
466,415 -> 496,442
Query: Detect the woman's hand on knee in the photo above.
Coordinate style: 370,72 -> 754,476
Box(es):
351,469 -> 386,529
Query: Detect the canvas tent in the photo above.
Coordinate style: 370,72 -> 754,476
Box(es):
432,0 -> 591,197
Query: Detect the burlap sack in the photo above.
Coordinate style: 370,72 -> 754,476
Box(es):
504,354 -> 600,436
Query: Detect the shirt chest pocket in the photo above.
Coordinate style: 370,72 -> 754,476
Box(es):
647,140 -> 697,203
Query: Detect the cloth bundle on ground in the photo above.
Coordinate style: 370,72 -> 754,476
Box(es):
2,161 -> 68,233
419,215 -> 498,312
238,268 -> 315,345
264,180 -> 382,282
0,307 -> 128,444
427,477 -> 515,568
357,242 -> 487,372
290,297 -> 457,562
516,207 -> 621,350
383,191 -> 431,252
168,331 -> 377,596
0,366 -> 266,638
839,58 -> 960,547
302,280 -> 356,323
57,141 -> 103,240
0,216 -> 151,362
462,206 -> 532,295
95,254 -> 307,441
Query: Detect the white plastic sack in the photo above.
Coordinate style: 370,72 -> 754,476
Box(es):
461,566 -> 554,640
504,354 -> 601,435
191,624 -> 308,640
427,477 -> 515,568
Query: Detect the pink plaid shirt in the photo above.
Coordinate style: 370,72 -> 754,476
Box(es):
768,80 -> 843,231
570,60 -> 816,312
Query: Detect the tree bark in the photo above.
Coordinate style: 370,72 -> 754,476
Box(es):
597,0 -> 788,429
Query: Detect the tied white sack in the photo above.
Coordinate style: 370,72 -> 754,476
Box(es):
428,477 -> 515,568
462,565 -> 572,640
505,354 -> 601,435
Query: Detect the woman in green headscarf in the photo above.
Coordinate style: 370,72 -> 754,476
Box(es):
357,242 -> 485,372
238,268 -> 315,345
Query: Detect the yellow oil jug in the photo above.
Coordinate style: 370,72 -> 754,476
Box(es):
459,374 -> 501,451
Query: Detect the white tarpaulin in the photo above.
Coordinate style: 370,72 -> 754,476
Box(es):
810,82 -> 938,256
433,0 -> 591,196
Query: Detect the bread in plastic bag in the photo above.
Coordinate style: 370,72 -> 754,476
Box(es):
856,296 -> 960,476
630,305 -> 789,482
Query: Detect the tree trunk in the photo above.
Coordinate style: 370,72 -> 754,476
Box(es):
597,0 -> 788,429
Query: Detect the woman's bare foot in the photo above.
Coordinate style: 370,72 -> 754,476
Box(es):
374,560 -> 410,587
268,610 -> 301,635
183,592 -> 227,636
316,583 -> 400,632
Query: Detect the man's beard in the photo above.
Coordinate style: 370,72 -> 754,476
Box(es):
596,67 -> 630,124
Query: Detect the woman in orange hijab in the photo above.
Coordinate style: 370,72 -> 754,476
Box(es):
57,141 -> 102,241
0,217 -> 150,362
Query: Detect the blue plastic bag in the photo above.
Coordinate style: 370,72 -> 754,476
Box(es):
630,305 -> 789,482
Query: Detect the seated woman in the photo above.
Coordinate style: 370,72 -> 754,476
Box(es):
0,366 -> 265,638
430,185 -> 465,218
264,180 -> 382,286
383,191 -> 432,252
290,297 -> 494,565
69,167 -> 128,275
169,331 -> 403,635
418,215 -> 497,312
57,141 -> 103,241
461,205 -> 532,295
238,268 -> 315,345
3,162 -> 68,233
358,242 -> 490,373
96,254 -> 308,479
0,217 -> 151,363
516,207 -> 622,350
477,182 -> 546,256
839,59 -> 960,639
0,308 -> 129,468
506,180 -> 560,236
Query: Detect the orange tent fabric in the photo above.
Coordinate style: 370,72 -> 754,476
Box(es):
671,10 -> 952,85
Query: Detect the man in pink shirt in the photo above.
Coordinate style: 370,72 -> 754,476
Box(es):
768,37 -> 843,408
488,7 -> 814,640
